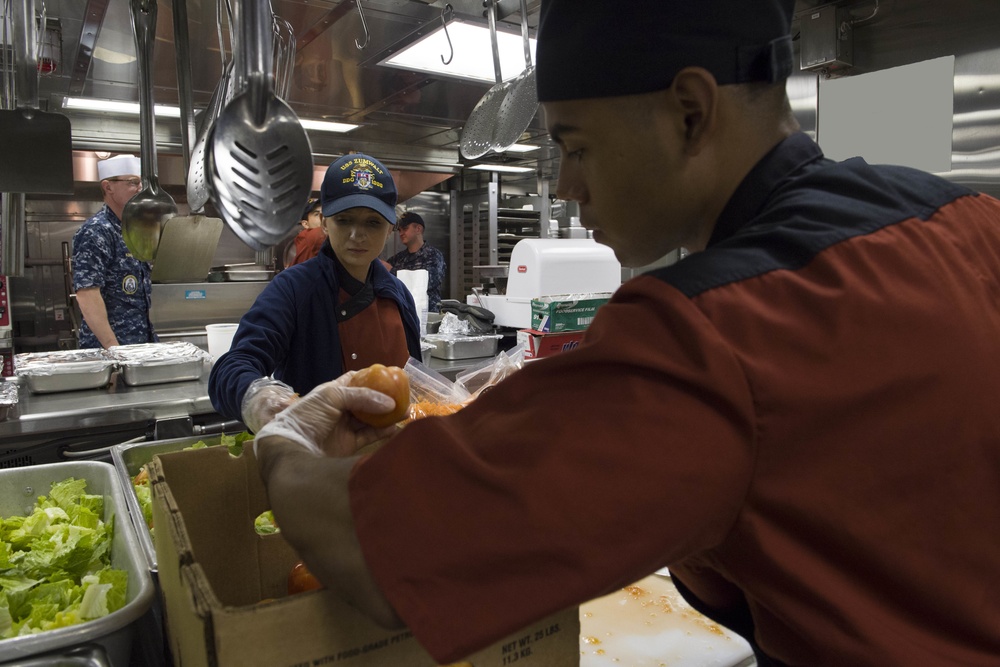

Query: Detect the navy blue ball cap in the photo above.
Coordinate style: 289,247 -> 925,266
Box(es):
302,197 -> 321,220
320,154 -> 397,223
398,211 -> 425,228
536,0 -> 796,102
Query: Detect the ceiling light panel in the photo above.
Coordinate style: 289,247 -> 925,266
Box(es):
63,98 -> 358,133
469,164 -> 534,173
380,21 -> 537,84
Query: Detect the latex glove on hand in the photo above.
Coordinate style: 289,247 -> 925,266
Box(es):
241,378 -> 298,434
254,372 -> 399,459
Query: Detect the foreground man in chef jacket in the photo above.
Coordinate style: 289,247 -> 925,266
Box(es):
254,0 -> 1000,664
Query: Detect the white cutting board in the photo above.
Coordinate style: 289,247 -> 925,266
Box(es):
580,574 -> 754,667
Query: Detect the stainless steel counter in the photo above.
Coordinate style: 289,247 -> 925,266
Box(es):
0,371 -> 214,436
0,357 -> 485,440
0,355 -> 494,465
0,369 -> 222,466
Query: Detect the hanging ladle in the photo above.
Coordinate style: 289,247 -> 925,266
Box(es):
492,0 -> 538,152
122,0 -> 177,262
459,0 -> 510,160
186,0 -> 236,213
207,0 -> 313,250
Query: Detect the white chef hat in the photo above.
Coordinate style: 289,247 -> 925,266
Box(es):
97,154 -> 142,181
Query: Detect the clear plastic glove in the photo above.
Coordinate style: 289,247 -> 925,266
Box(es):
253,372 -> 398,458
241,377 -> 298,434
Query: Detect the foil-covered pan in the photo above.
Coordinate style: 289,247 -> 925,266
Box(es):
14,348 -> 116,394
107,341 -> 210,386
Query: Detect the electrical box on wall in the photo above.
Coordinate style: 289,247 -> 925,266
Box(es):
800,5 -> 854,73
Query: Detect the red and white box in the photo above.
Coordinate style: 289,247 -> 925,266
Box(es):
517,329 -> 587,359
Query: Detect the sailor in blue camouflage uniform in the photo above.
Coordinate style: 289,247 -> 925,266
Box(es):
385,211 -> 447,312
72,154 -> 156,349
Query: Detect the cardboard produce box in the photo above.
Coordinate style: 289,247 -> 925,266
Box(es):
529,293 -> 611,333
518,329 -> 587,359
149,446 -> 579,667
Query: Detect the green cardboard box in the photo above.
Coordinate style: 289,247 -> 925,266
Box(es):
530,293 -> 612,333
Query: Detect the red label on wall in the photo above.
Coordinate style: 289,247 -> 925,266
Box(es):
517,265 -> 528,273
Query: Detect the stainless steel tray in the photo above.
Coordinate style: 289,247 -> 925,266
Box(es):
20,362 -> 115,394
118,358 -> 204,386
425,334 -> 500,360
111,434 -> 231,575
108,342 -> 209,386
0,381 -> 16,421
0,461 -> 155,666
223,268 -> 274,281
15,349 -> 116,394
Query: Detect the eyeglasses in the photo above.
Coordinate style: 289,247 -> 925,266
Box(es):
107,178 -> 142,187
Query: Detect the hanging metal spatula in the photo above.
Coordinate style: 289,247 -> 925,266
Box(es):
207,0 -> 313,251
0,0 -> 73,194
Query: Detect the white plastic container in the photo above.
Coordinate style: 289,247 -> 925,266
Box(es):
205,323 -> 238,362
397,269 -> 429,334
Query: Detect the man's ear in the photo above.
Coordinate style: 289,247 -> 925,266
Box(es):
671,67 -> 719,155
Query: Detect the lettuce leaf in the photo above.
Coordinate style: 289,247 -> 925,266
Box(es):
0,477 -> 128,640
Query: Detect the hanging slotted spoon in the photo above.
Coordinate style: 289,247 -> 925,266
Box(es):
459,0 -> 510,160
207,0 -> 313,251
186,61 -> 233,212
492,0 -> 538,152
186,0 -> 235,212
122,0 -> 177,262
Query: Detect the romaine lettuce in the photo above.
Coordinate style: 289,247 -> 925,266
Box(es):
0,477 -> 127,640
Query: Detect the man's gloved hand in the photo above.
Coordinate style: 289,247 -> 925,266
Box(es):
254,372 -> 399,458
241,378 -> 298,434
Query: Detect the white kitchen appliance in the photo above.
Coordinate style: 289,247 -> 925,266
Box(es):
469,238 -> 621,328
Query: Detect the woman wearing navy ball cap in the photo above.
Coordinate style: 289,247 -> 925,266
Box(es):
208,153 -> 422,433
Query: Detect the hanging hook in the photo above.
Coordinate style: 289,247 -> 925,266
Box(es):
440,4 -> 454,65
354,0 -> 370,49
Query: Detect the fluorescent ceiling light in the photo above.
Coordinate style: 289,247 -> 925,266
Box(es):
63,97 -> 181,118
299,118 -> 360,133
381,20 -> 536,84
469,164 -> 534,173
502,143 -> 540,153
64,97 -> 359,133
